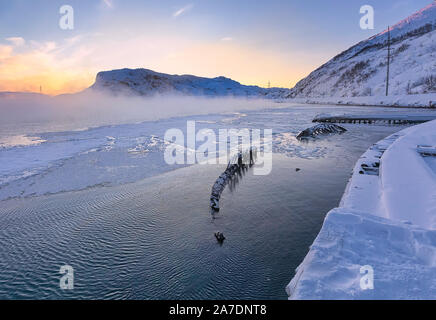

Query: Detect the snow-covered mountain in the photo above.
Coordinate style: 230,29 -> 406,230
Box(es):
89,68 -> 290,99
288,2 -> 436,98
88,3 -> 435,102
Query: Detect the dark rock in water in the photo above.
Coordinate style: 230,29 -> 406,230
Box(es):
210,198 -> 220,212
215,232 -> 226,243
297,124 -> 347,140
295,168 -> 301,172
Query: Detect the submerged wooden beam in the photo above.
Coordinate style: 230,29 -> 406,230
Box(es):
210,148 -> 257,214
313,114 -> 436,125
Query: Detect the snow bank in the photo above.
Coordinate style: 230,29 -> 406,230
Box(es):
287,119 -> 436,299
381,121 -> 436,227
287,208 -> 436,299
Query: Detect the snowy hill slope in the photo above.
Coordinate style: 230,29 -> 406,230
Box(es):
89,68 -> 290,99
288,2 -> 436,98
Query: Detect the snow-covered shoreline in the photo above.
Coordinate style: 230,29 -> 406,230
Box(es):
287,120 -> 436,299
289,93 -> 436,109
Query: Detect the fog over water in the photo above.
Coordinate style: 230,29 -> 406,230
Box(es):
0,92 -> 276,137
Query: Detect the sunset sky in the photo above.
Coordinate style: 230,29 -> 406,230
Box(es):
0,0 -> 432,95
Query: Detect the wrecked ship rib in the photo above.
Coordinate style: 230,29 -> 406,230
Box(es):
296,123 -> 347,140
210,148 -> 257,214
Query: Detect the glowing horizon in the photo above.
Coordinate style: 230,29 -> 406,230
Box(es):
0,0 -> 432,95
0,34 -> 315,95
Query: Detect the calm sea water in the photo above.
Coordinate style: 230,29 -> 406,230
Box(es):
0,105 -> 415,299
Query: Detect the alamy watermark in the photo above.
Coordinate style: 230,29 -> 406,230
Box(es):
360,5 -> 375,30
59,5 -> 74,30
59,265 -> 74,290
164,121 -> 272,175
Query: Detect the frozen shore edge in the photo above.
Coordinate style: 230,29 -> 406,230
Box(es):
286,120 -> 436,299
288,93 -> 436,109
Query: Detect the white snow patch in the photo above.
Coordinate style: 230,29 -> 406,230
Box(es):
0,135 -> 46,148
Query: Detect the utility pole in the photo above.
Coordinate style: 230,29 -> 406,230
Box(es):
386,26 -> 391,96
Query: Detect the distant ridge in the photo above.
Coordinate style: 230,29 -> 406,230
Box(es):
0,92 -> 49,99
89,68 -> 290,99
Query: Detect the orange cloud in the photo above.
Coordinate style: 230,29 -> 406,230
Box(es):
0,40 -> 95,95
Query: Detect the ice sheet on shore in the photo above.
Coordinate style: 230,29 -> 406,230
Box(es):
3,103 -> 395,200
0,106 -> 317,200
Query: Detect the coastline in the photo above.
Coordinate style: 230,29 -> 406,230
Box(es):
287,119 -> 436,299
